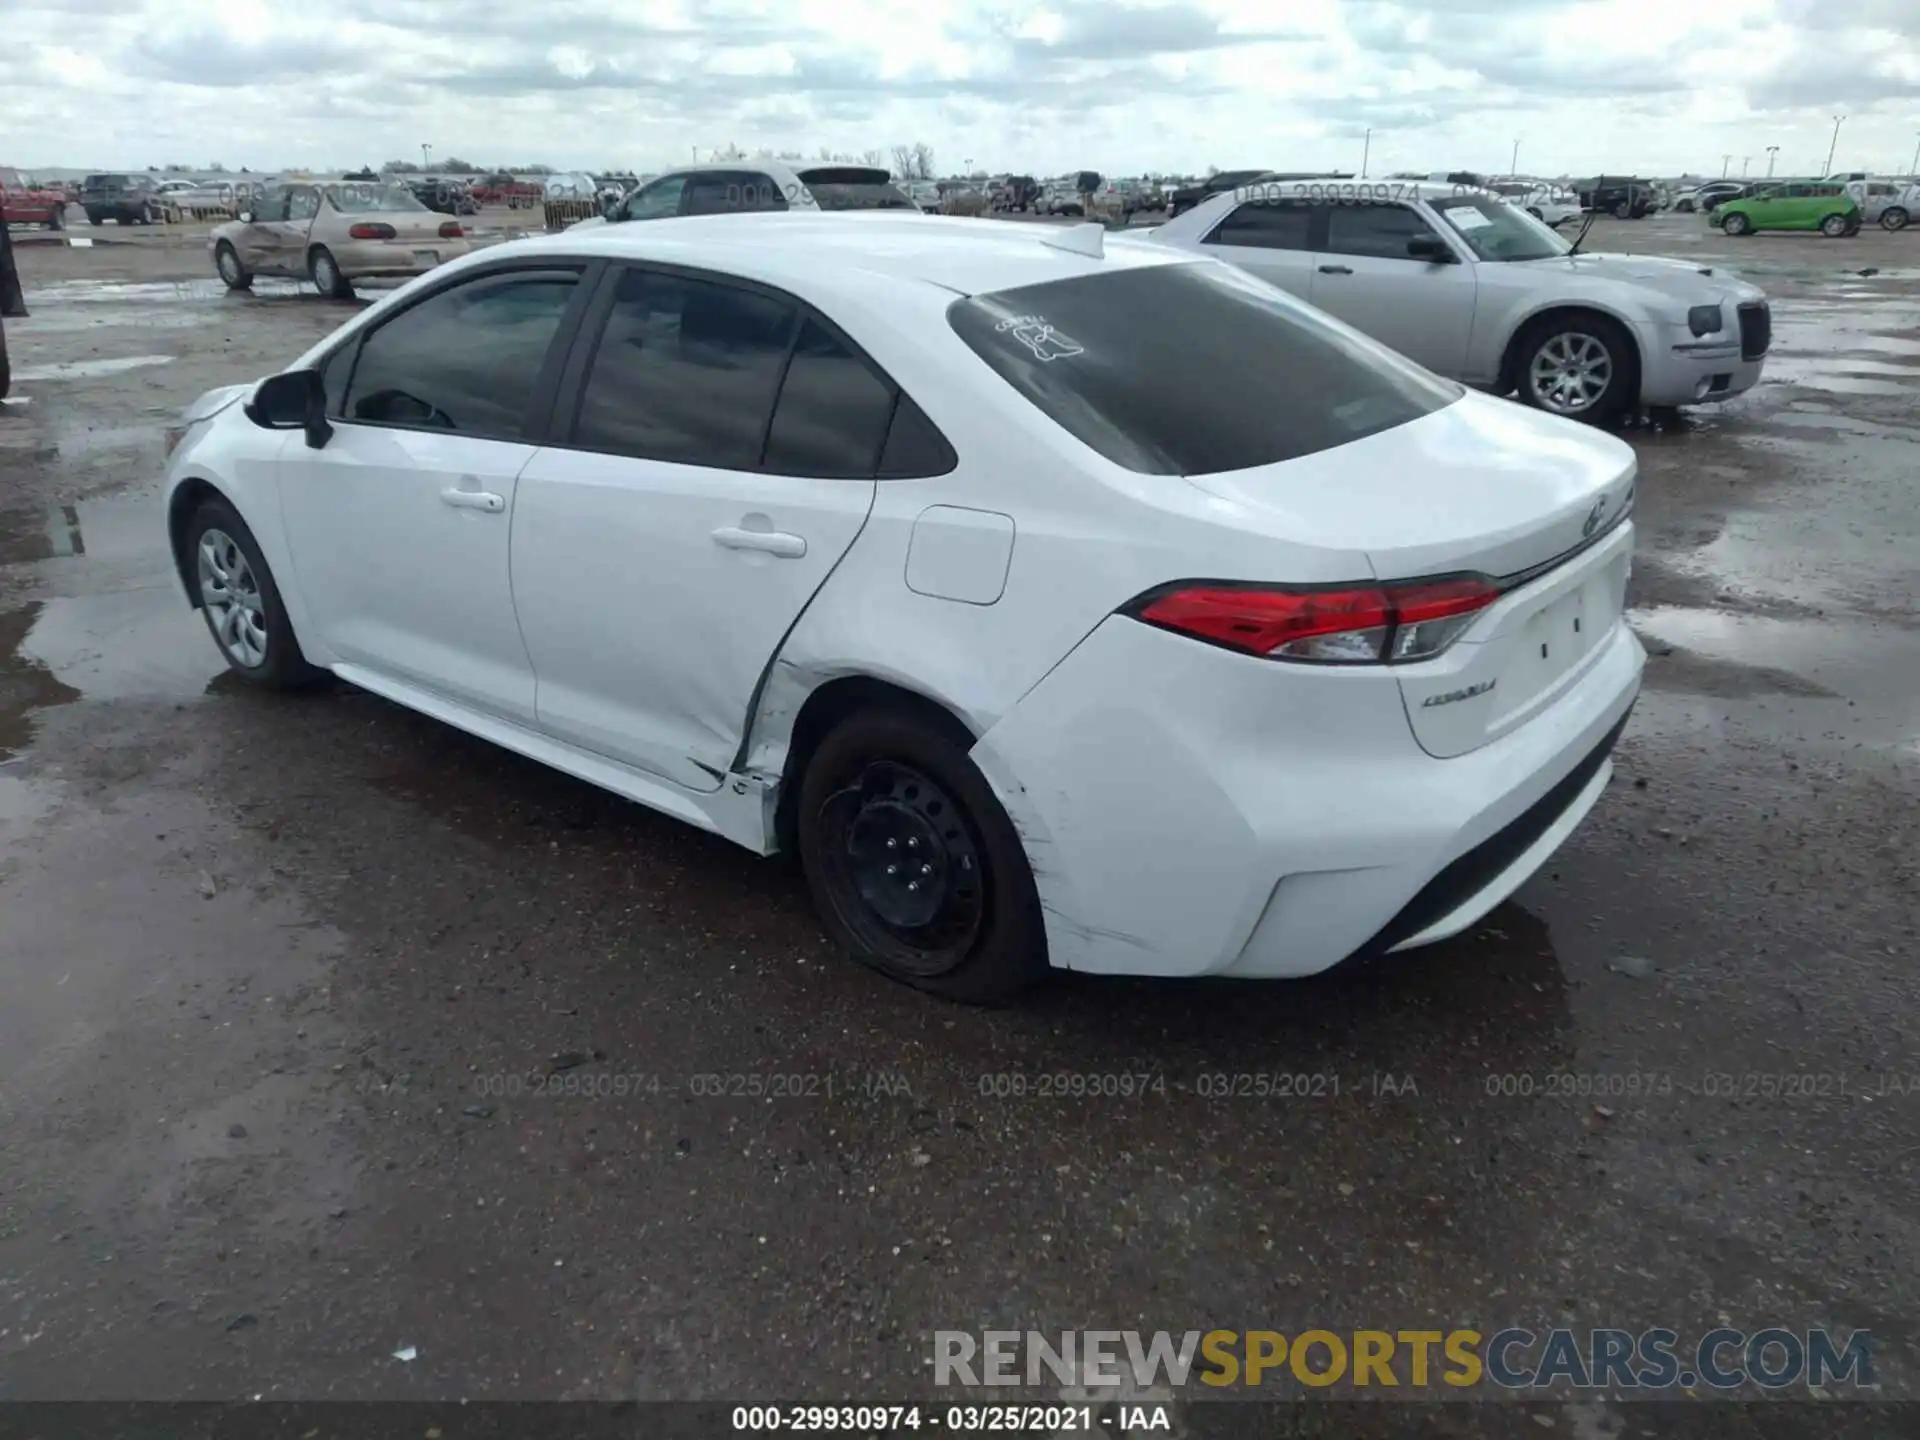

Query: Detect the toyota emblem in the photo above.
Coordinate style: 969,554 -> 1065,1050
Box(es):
1582,497 -> 1607,537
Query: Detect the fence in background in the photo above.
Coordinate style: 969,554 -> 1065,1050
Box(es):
543,199 -> 603,231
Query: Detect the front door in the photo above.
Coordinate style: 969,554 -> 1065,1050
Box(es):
512,264 -> 882,791
275,265 -> 590,724
233,185 -> 289,273
1307,200 -> 1477,377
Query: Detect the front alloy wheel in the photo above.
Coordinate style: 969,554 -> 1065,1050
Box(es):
197,528 -> 269,669
1820,213 -> 1850,238
1882,207 -> 1910,232
1528,331 -> 1615,417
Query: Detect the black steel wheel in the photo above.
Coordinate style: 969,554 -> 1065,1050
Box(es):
798,709 -> 1046,1003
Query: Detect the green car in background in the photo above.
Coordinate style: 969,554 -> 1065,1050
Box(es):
1715,181 -> 1860,237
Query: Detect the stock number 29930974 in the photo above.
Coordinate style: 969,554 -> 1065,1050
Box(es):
731,1406 -> 1102,1432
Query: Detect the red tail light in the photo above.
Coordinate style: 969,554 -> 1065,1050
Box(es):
348,222 -> 396,239
1130,576 -> 1502,664
438,220 -> 464,238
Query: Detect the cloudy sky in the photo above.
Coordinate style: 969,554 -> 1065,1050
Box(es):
7,0 -> 1919,178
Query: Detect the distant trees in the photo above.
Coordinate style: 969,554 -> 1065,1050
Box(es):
891,143 -> 937,181
381,160 -> 420,174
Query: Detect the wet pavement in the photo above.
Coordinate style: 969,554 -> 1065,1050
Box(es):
0,215 -> 1916,1422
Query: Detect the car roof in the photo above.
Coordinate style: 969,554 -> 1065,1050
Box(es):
484,211 -> 1196,299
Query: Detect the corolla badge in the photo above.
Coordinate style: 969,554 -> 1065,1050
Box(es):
1582,496 -> 1608,537
1421,679 -> 1497,708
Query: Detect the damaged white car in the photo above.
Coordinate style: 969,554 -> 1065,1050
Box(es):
163,213 -> 1642,1002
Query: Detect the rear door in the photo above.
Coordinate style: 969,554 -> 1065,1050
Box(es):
1194,197 -> 1315,298
1308,201 -> 1476,377
511,263 -> 883,791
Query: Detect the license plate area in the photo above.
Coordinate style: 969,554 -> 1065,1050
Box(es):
413,249 -> 439,265
1488,563 -> 1621,728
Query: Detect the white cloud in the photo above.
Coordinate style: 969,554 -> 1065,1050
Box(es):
3,0 -> 1918,176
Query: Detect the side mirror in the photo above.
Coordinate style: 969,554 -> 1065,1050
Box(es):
247,368 -> 332,450
1407,234 -> 1455,263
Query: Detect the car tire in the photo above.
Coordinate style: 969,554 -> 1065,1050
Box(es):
1721,212 -> 1752,236
186,498 -> 324,690
1820,213 -> 1850,238
140,201 -> 156,225
1612,199 -> 1632,219
309,247 -> 354,300
86,209 -> 103,226
1513,311 -> 1636,423
215,242 -> 252,291
45,206 -> 64,231
798,708 -> 1048,1005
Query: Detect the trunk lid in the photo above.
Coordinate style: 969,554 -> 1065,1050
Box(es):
1182,390 -> 1638,757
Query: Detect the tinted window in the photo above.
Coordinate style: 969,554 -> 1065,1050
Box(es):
251,186 -> 289,222
572,267 -> 798,469
1205,200 -> 1312,250
683,171 -> 788,215
318,341 -> 357,417
343,270 -> 578,439
1324,203 -> 1440,260
762,318 -> 895,478
626,176 -> 685,220
877,394 -> 955,478
796,167 -> 916,211
947,262 -> 1457,476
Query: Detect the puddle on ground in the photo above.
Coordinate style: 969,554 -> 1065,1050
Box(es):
12,589 -> 222,704
0,602 -> 83,763
10,354 -> 175,382
1630,605 -> 1920,755
0,494 -> 165,568
23,278 -> 304,305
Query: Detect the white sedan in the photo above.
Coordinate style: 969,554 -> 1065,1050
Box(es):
162,213 -> 1643,1002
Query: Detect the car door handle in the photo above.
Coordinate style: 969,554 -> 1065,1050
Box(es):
1317,264 -> 1354,275
440,487 -> 505,513
712,526 -> 807,558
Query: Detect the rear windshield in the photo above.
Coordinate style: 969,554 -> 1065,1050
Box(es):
948,261 -> 1459,476
85,174 -> 130,188
325,182 -> 429,213
798,167 -> 916,211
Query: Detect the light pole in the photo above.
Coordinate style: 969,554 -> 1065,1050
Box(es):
1741,155 -> 1750,177
1824,114 -> 1844,177
1721,154 -> 1732,178
1765,145 -> 1779,177
1909,132 -> 1919,177
1510,137 -> 1520,177
1361,127 -> 1371,178
421,143 -> 431,171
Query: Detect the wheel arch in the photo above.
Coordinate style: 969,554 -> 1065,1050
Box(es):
1497,302 -> 1644,398
770,674 -> 979,858
167,475 -> 229,608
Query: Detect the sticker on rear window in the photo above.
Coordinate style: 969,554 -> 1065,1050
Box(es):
994,313 -> 1084,362
1442,206 -> 1493,230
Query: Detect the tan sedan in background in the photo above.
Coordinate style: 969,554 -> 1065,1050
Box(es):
210,180 -> 472,300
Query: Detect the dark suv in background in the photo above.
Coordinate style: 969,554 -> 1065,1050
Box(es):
1575,175 -> 1657,219
80,174 -> 162,225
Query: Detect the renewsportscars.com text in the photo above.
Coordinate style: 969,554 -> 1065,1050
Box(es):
932,1327 -> 1873,1391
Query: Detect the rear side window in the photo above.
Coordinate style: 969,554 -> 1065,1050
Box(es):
1205,200 -> 1312,250
947,261 -> 1458,476
572,267 -> 798,469
762,318 -> 896,478
797,167 -> 916,211
342,270 -> 579,439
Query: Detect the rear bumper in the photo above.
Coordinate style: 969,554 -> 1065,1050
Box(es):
972,612 -> 1644,980
332,239 -> 472,277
